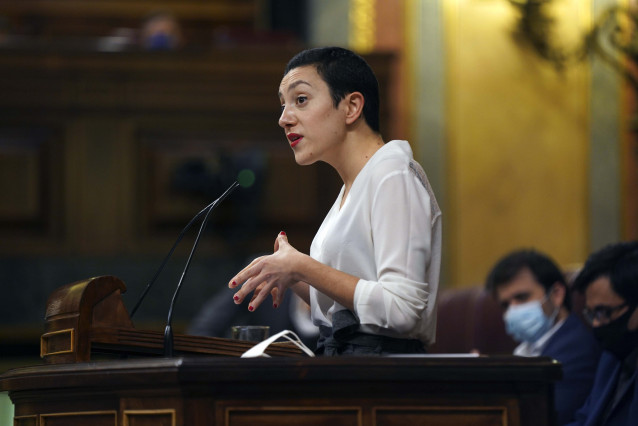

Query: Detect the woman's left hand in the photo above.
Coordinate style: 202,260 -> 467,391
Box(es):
229,232 -> 301,311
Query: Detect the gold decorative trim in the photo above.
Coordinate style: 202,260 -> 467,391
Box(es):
40,410 -> 116,425
40,328 -> 74,358
349,0 -> 376,53
225,406 -> 362,426
14,414 -> 38,426
373,405 -> 507,424
123,409 -> 176,426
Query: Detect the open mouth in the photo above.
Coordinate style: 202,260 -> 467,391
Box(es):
287,133 -> 302,147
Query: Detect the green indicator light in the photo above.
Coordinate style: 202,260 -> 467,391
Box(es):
238,169 -> 256,188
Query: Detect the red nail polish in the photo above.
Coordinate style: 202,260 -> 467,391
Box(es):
280,231 -> 286,236
248,306 -> 254,312
231,281 -> 237,287
233,295 -> 239,301
273,303 -> 278,309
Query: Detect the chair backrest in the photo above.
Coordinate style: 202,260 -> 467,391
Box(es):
428,273 -> 588,355
428,286 -> 516,354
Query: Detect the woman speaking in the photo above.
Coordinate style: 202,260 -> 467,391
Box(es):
229,47 -> 441,356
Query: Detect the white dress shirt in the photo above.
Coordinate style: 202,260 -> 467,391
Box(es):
309,140 -> 442,345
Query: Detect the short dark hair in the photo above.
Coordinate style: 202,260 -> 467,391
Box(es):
485,249 -> 570,310
572,241 -> 638,306
284,46 -> 381,133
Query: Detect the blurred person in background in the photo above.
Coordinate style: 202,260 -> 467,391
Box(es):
140,10 -> 183,50
566,241 -> 638,425
486,249 -> 601,425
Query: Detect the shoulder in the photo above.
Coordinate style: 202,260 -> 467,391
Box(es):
592,351 -> 622,379
369,140 -> 413,168
360,141 -> 440,219
363,140 -> 421,186
544,315 -> 600,355
561,314 -> 592,334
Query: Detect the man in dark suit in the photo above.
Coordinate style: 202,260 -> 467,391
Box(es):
486,249 -> 601,425
566,241 -> 638,426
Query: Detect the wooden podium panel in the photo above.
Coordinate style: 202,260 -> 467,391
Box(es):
39,276 -> 303,362
1,355 -> 562,426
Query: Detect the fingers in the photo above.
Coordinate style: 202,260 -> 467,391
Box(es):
239,284 -> 282,313
271,287 -> 280,309
248,284 -> 267,312
274,230 -> 287,252
231,232 -> 287,288
233,277 -> 284,312
247,282 -> 274,311
233,275 -> 261,305
228,256 -> 263,289
230,231 -> 289,312
232,269 -> 273,310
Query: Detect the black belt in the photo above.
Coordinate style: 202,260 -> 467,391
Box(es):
315,309 -> 426,356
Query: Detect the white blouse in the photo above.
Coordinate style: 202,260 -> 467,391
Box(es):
309,140 -> 442,345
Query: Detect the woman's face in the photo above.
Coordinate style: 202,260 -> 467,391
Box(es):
278,65 -> 347,166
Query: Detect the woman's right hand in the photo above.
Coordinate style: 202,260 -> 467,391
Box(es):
229,232 -> 302,311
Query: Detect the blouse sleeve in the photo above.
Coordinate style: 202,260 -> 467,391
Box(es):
352,165 -> 441,338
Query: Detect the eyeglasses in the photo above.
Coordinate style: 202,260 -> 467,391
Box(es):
582,303 -> 627,325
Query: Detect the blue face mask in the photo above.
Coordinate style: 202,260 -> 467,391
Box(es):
504,297 -> 558,343
145,32 -> 177,50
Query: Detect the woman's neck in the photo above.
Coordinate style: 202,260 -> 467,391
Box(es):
333,131 -> 385,206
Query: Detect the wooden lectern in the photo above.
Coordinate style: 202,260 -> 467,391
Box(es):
38,275 -> 302,362
1,276 -> 563,426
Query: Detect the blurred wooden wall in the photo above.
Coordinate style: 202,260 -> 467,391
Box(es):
0,0 -> 258,44
0,0 -> 394,259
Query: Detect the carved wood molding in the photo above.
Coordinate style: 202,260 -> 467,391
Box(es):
0,0 -> 257,20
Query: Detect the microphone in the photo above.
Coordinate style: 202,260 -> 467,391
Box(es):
163,181 -> 239,357
129,181 -> 239,319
